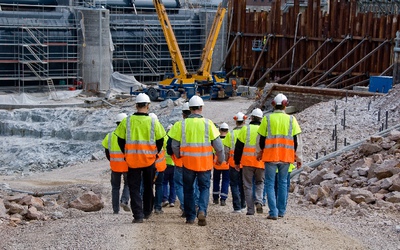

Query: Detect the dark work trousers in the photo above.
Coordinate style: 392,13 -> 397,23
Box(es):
127,164 -> 155,220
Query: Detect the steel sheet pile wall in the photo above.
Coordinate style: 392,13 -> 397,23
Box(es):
226,0 -> 400,88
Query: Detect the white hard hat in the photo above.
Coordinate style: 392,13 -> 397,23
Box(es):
233,112 -> 247,121
188,95 -> 204,107
149,112 -> 158,120
272,93 -> 288,106
115,113 -> 127,123
251,108 -> 263,118
220,122 -> 229,130
182,102 -> 190,111
136,93 -> 151,104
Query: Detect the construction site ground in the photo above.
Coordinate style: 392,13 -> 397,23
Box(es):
1,90 -> 400,249
1,160 -> 392,250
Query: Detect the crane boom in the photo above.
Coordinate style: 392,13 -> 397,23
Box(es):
153,0 -> 193,84
195,0 -> 228,79
135,0 -> 233,100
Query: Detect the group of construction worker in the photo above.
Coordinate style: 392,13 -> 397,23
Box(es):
102,92 -> 302,226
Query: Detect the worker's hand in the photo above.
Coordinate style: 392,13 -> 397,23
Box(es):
256,151 -> 263,161
216,157 -> 223,165
296,161 -> 302,169
234,164 -> 240,172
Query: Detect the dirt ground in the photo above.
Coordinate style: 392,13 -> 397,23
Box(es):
0,159 -> 379,250
1,95 -> 399,249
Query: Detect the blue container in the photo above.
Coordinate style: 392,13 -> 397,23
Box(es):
369,76 -> 393,93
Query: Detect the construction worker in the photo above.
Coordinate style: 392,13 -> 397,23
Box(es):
114,93 -> 166,223
257,93 -> 302,220
168,96 -> 224,226
212,122 -> 230,206
167,102 -> 192,217
150,113 -> 167,215
162,124 -> 176,208
234,108 -> 264,215
101,113 -> 130,214
223,111 -> 247,213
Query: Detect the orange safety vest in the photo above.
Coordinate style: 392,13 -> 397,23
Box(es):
239,125 -> 263,169
180,118 -> 214,171
107,132 -> 128,172
213,158 -> 229,170
262,115 -> 295,163
172,154 -> 183,168
155,149 -> 167,172
125,116 -> 158,168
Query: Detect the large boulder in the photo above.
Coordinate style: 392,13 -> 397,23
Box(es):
349,189 -> 375,204
68,191 -> 104,212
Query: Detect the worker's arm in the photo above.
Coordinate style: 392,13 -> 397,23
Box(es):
256,134 -> 265,160
223,145 -> 230,163
117,137 -> 126,154
211,137 -> 224,164
104,149 -> 110,161
233,139 -> 244,165
166,137 -> 173,156
171,139 -> 181,158
294,134 -> 303,169
156,137 -> 164,153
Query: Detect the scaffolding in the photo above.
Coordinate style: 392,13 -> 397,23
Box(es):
0,3 -> 213,92
0,4 -> 80,93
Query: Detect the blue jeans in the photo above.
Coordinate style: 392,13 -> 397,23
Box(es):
111,171 -> 130,213
154,171 -> 165,211
212,169 -> 230,201
263,171 -> 291,205
183,167 -> 211,221
229,167 -> 245,211
264,162 -> 289,217
174,167 -> 184,210
163,165 -> 176,204
274,173 -> 291,207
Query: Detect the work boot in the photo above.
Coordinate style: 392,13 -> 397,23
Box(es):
162,201 -> 169,207
132,218 -> 144,223
197,211 -> 207,226
154,209 -> 164,214
220,200 -> 226,206
256,203 -> 263,214
213,199 -> 219,205
120,203 -> 131,212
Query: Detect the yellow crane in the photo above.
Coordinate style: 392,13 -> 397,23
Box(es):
139,0 -> 232,101
193,0 -> 228,85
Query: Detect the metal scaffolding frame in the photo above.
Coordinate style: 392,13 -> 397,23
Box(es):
0,4 -> 80,92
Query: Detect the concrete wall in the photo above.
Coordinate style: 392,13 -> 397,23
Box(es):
77,8 -> 112,91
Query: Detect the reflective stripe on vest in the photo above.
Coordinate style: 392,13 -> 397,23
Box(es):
125,116 -> 157,168
108,132 -> 128,172
180,118 -> 213,171
262,115 -> 295,163
228,129 -> 239,167
240,125 -> 263,168
155,150 -> 167,172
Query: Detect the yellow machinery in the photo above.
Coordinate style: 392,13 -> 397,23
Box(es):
137,0 -> 233,101
193,0 -> 228,84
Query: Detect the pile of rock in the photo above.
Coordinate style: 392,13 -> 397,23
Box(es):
0,188 -> 104,226
294,129 -> 400,211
